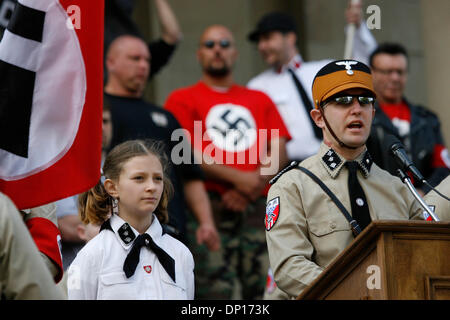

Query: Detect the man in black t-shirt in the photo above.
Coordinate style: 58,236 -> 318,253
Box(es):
104,35 -> 220,251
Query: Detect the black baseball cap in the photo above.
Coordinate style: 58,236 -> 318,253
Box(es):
248,12 -> 297,42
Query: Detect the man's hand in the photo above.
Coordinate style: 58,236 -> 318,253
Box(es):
196,222 -> 221,251
221,189 -> 250,212
232,170 -> 266,201
345,0 -> 363,28
183,180 -> 220,251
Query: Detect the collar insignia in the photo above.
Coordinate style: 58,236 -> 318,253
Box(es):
358,151 -> 373,177
118,222 -> 136,245
322,149 -> 342,171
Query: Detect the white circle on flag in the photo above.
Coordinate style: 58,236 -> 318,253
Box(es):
0,1 -> 86,180
205,103 -> 257,152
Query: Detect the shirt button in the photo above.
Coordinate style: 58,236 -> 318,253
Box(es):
356,198 -> 365,206
330,222 -> 337,229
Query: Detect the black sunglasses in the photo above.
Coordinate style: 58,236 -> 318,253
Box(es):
202,39 -> 231,49
322,95 -> 375,107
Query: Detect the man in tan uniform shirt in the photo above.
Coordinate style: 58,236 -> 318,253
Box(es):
265,60 -> 425,299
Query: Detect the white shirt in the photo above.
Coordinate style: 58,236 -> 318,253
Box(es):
247,24 -> 377,161
248,56 -> 327,160
67,213 -> 194,300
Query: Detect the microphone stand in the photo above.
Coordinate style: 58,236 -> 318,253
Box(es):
396,169 -> 440,222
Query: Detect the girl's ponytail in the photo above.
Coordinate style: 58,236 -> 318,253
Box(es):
78,179 -> 111,225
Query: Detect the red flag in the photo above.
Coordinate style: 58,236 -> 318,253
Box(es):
0,0 -> 103,209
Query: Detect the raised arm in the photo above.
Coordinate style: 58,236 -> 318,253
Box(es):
345,0 -> 377,64
153,0 -> 182,45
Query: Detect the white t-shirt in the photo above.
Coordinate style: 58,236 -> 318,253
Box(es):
248,56 -> 327,161
67,213 -> 194,300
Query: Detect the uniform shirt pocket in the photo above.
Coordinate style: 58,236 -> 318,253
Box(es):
98,272 -> 136,300
309,217 -> 350,237
161,270 -> 187,300
307,207 -> 353,266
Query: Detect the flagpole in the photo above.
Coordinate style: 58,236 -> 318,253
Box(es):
344,0 -> 361,59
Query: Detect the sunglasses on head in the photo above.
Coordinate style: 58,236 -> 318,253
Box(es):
202,39 -> 231,49
322,95 -> 375,107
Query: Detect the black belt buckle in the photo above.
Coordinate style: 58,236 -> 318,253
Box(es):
349,220 -> 362,237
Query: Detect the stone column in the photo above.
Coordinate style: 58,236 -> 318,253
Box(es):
420,0 -> 450,146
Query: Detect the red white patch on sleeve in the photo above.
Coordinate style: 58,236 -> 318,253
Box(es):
265,197 -> 280,231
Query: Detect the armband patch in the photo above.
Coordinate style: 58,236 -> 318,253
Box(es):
265,197 -> 280,231
25,217 -> 63,282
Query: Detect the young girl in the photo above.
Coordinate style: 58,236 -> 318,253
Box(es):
68,139 -> 194,300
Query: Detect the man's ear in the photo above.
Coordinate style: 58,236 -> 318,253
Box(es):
230,47 -> 239,64
286,32 -> 297,46
310,108 -> 326,130
104,179 -> 118,199
105,55 -> 115,74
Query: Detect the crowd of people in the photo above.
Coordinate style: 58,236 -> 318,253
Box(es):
1,0 -> 449,300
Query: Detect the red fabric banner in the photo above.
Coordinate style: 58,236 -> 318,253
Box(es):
0,0 -> 104,209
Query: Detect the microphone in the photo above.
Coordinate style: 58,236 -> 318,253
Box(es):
385,134 -> 425,182
385,134 -> 441,222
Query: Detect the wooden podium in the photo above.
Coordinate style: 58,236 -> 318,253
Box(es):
297,220 -> 450,300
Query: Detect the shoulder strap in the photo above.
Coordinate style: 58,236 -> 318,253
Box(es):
270,161 -> 300,185
296,166 -> 361,237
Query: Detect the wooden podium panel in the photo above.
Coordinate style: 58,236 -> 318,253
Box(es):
425,276 -> 450,299
297,220 -> 450,300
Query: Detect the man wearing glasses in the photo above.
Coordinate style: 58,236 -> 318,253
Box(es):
366,43 -> 450,195
165,25 -> 290,299
265,60 -> 425,299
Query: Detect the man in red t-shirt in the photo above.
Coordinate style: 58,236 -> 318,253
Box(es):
165,25 -> 290,299
366,43 -> 450,195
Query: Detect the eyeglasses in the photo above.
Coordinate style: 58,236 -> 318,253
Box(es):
372,67 -> 407,77
322,95 -> 375,108
202,39 -> 231,49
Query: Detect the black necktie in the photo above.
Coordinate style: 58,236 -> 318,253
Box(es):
345,161 -> 371,231
123,233 -> 176,282
287,68 -> 323,139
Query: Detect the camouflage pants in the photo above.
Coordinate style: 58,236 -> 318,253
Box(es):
187,191 -> 269,300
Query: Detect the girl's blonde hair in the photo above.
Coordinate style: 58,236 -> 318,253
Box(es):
78,139 -> 173,225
